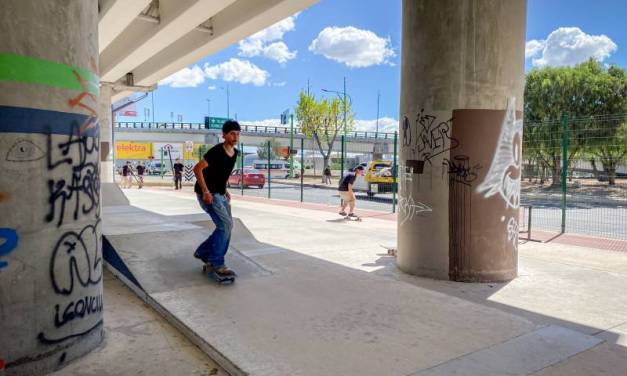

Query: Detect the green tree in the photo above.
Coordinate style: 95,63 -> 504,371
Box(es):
524,59 -> 627,186
295,90 -> 354,180
257,138 -> 282,160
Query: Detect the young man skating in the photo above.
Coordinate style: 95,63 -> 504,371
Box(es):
136,161 -> 145,189
338,165 -> 364,218
192,121 -> 240,277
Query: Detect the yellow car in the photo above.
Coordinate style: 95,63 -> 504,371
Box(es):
353,160 -> 398,196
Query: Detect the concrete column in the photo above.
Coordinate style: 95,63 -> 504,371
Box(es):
0,1 -> 103,375
398,0 -> 526,282
99,84 -> 114,183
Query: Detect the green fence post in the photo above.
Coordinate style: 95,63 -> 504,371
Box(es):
267,140 -> 271,199
300,137 -> 304,203
392,131 -> 398,213
240,142 -> 244,196
160,147 -> 164,178
561,113 -> 569,233
289,114 -> 294,178
340,135 -> 345,180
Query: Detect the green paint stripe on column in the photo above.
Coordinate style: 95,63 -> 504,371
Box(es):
0,53 -> 99,96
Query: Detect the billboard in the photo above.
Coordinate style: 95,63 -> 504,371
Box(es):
112,97 -> 138,117
152,143 -> 184,161
116,141 -> 152,159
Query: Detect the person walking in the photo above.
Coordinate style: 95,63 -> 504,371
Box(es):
338,165 -> 364,218
136,161 -> 145,189
121,161 -> 132,189
192,120 -> 241,277
323,166 -> 332,185
173,158 -> 184,190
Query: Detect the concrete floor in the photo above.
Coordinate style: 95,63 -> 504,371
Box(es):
95,187 -> 627,376
50,270 -> 227,376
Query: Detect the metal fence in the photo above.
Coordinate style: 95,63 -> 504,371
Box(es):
522,114 -> 627,240
115,114 -> 626,241
227,133 -> 399,213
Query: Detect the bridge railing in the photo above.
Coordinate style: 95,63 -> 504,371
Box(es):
114,122 -> 396,140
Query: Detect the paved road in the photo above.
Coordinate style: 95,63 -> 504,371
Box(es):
231,182 -> 627,239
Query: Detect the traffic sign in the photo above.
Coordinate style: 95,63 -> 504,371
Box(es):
204,116 -> 230,129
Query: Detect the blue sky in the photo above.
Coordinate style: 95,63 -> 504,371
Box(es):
117,0 -> 627,131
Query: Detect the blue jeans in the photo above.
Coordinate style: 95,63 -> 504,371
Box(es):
195,194 -> 232,268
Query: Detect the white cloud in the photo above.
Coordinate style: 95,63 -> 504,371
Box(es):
525,40 -> 545,58
308,26 -> 395,68
238,15 -> 298,63
271,81 -> 287,87
526,27 -> 617,67
159,65 -> 205,87
204,58 -> 269,86
353,118 -> 398,133
208,85 -> 217,90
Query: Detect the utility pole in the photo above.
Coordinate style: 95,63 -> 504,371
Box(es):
290,114 -> 294,178
376,90 -> 380,135
151,91 -> 155,123
343,77 -> 347,175
227,84 -> 230,119
206,99 -> 210,118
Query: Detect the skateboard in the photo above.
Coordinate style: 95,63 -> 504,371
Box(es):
202,263 -> 236,284
342,214 -> 362,222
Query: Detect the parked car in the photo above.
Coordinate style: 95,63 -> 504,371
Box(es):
352,160 -> 398,196
227,168 -> 266,188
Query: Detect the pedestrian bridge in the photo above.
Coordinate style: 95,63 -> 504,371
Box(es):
114,121 -> 398,154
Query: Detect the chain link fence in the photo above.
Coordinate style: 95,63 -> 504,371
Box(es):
230,133 -> 399,213
522,114 -> 627,240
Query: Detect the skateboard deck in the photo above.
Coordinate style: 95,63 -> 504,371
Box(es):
202,263 -> 236,284
342,215 -> 362,221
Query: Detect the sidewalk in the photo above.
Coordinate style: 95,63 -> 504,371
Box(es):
98,187 -> 627,376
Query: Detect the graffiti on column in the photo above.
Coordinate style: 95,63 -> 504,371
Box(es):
398,196 -> 432,226
444,156 -> 482,272
5,139 -> 46,162
476,98 -> 523,249
402,110 -> 459,165
476,99 -> 522,209
46,128 -> 101,227
0,228 -> 19,269
38,218 -> 103,344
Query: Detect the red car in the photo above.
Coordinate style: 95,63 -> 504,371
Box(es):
227,168 -> 266,189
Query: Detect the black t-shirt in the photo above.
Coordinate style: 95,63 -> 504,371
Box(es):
338,172 -> 357,191
173,163 -> 184,175
122,165 -> 130,176
136,165 -> 145,175
194,144 -> 238,195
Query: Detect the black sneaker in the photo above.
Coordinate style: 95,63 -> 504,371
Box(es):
215,266 -> 235,276
339,211 -> 347,216
348,213 -> 357,217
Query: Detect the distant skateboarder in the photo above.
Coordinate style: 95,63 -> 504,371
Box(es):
338,165 -> 364,218
193,120 -> 241,278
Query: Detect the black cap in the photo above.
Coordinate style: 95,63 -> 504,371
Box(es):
222,120 -> 241,133
355,165 -> 365,171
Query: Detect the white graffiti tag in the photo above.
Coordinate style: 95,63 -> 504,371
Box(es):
476,98 -> 523,209
507,217 -> 519,248
398,195 -> 432,226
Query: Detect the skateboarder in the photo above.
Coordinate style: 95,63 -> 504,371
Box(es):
338,165 -> 364,218
192,120 -> 240,278
173,158 -> 184,190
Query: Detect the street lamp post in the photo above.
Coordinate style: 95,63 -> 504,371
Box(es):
322,77 -> 351,179
220,84 -> 230,119
206,99 -> 211,119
